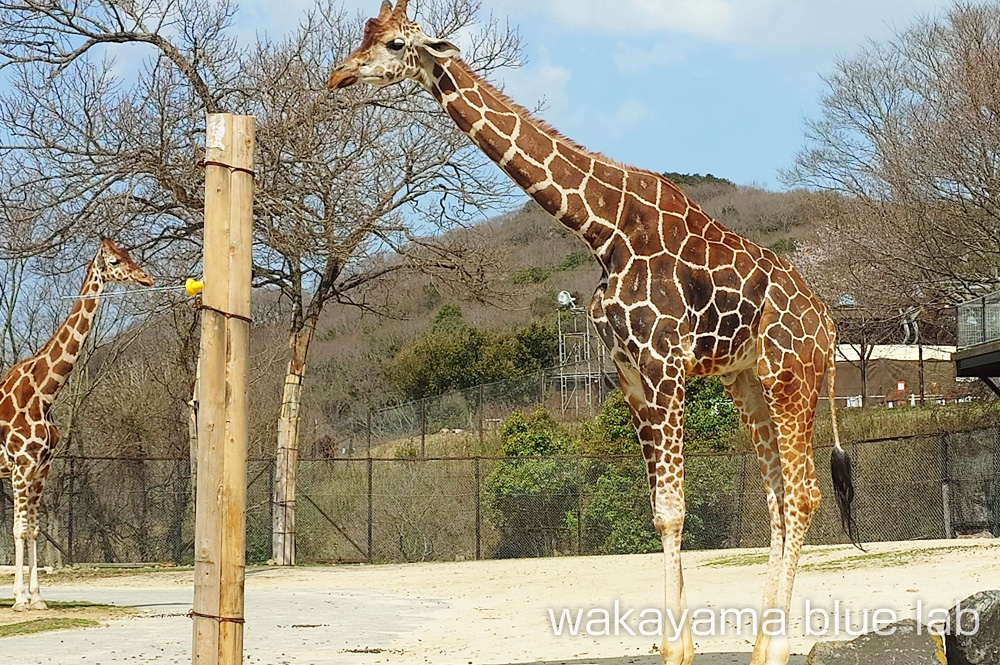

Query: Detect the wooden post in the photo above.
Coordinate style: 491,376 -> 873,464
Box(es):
192,113 -> 254,665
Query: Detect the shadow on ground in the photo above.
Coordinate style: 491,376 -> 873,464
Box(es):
492,655 -> 807,665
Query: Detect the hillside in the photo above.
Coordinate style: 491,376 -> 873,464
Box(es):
50,173 -> 972,462
296,175 -> 826,434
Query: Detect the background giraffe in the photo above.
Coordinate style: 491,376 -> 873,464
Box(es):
328,3 -> 858,664
0,239 -> 153,611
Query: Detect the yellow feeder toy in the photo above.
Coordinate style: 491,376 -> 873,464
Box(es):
186,278 -> 204,297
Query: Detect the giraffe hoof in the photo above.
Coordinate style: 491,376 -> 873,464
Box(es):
12,602 -> 29,612
29,599 -> 47,611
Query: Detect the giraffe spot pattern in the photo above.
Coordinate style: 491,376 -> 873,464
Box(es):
0,239 -> 151,607
413,53 -> 840,661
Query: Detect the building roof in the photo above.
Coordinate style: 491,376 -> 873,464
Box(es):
835,344 -> 956,362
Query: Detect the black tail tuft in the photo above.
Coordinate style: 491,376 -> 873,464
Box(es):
831,446 -> 864,551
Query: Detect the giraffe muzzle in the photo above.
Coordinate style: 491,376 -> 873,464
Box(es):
328,67 -> 359,90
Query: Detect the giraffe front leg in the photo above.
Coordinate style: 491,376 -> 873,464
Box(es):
12,536 -> 27,611
28,536 -> 46,610
654,487 -> 692,665
618,353 -> 692,665
11,498 -> 28,611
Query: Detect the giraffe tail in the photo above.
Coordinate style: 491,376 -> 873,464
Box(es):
827,329 -> 864,551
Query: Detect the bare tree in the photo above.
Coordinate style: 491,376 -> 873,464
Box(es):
791,194 -> 911,406
0,0 -> 521,563
785,1 -> 1000,302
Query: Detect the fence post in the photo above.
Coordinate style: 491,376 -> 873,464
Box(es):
538,369 -> 545,405
994,426 -> 1000,536
267,460 -> 275,547
367,457 -> 374,562
366,409 -> 372,457
420,399 -> 427,459
478,385 -> 484,450
941,434 -> 953,539
67,456 -> 75,565
576,459 -> 583,555
474,457 -> 482,561
982,296 -> 988,345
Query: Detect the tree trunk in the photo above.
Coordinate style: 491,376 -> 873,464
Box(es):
272,321 -> 316,565
188,358 -> 200,510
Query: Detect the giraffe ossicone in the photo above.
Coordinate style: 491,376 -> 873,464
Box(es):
0,239 -> 153,611
329,5 -> 859,664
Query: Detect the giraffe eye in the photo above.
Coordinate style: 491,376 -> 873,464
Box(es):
108,258 -> 120,265
387,38 -> 405,51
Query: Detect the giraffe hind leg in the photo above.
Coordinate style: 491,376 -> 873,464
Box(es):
754,353 -> 824,665
26,460 -> 51,610
721,370 -> 785,665
28,536 -> 46,610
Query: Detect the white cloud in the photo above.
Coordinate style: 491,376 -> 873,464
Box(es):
547,0 -> 747,40
752,0 -> 945,52
613,39 -> 692,74
607,99 -> 651,132
491,0 -> 948,54
497,57 -> 573,117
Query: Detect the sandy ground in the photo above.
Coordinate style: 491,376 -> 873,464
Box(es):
0,539 -> 997,664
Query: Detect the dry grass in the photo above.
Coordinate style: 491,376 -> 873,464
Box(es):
0,617 -> 99,637
0,598 -> 135,638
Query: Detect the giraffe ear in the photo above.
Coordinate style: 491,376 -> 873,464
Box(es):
418,36 -> 460,59
377,0 -> 392,21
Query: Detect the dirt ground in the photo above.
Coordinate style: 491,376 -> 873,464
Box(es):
0,539 -> 997,664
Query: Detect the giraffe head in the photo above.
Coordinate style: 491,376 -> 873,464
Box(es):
94,238 -> 154,286
327,0 -> 459,90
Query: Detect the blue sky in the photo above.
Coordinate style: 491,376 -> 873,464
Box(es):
234,0 -> 956,190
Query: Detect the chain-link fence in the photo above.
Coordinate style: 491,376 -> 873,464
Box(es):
328,367 -> 617,459
3,426 -> 998,566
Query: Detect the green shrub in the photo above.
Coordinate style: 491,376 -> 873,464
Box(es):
557,251 -> 588,271
769,237 -> 799,255
427,392 -> 471,432
512,266 -> 552,285
578,386 -> 740,552
485,410 -> 580,557
684,376 -> 740,452
386,307 -> 557,400
683,456 -> 739,549
582,458 -> 659,555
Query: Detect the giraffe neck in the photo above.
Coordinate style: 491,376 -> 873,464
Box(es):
36,258 -> 105,399
426,59 -> 684,269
